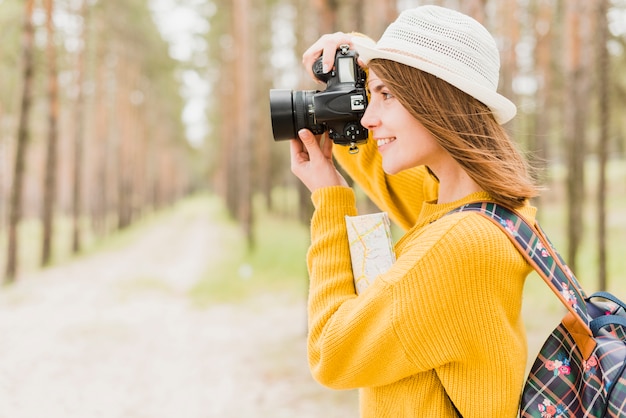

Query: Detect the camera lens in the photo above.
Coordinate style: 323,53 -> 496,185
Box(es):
269,89 -> 296,141
269,89 -> 322,141
292,90 -> 316,134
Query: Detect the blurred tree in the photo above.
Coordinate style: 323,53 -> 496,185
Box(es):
115,45 -> 136,229
212,0 -> 274,247
6,0 -> 36,281
531,0 -> 556,211
0,0 -> 196,277
596,0 -> 610,290
255,1 -> 273,212
71,0 -> 89,253
497,0 -> 519,131
233,0 -> 255,248
0,0 -> 23,233
41,0 -> 60,266
89,30 -> 112,236
613,20 -> 626,158
88,0 -> 189,230
205,0 -> 230,196
563,0 -> 592,273
212,0 -> 238,220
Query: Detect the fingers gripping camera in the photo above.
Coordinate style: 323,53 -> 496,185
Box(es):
269,45 -> 369,153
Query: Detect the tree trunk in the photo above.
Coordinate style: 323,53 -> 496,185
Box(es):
41,0 -> 60,266
71,0 -> 89,253
6,0 -> 36,281
91,31 -> 111,237
0,103 -> 5,232
532,0 -> 555,212
116,52 -> 134,230
497,0 -> 518,127
255,1 -> 272,212
563,0 -> 589,273
596,0 -> 610,290
214,0 -> 237,218
233,0 -> 254,249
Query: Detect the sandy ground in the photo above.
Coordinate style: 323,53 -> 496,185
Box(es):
0,205 -> 358,418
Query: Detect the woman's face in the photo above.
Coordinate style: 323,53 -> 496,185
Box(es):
360,69 -> 447,175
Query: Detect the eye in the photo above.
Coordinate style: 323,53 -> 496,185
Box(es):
382,91 -> 394,100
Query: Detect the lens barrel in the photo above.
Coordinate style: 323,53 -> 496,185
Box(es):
269,89 -> 297,141
270,89 -> 322,141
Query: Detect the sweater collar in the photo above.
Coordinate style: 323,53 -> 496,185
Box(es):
417,191 -> 493,226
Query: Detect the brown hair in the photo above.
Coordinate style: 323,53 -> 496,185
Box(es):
369,59 -> 540,209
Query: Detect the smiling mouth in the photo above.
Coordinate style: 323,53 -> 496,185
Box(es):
376,137 -> 396,147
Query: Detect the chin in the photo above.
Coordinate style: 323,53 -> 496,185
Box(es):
382,165 -> 399,175
383,160 -> 419,175
382,158 -> 408,174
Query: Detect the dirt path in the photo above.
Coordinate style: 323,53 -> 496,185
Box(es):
0,200 -> 358,418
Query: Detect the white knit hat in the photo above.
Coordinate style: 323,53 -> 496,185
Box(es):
352,5 -> 516,124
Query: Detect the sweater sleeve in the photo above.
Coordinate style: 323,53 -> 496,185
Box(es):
307,200 -> 529,393
307,186 -> 415,388
333,134 -> 439,231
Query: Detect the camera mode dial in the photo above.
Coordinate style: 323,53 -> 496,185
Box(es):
313,58 -> 333,83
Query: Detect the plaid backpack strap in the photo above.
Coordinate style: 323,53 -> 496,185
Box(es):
450,202 -> 593,333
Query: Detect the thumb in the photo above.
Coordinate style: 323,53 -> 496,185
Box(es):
298,129 -> 324,160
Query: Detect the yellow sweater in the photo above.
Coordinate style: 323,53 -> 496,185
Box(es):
306,140 -> 536,417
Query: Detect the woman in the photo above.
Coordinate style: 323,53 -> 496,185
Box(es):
290,6 -> 539,417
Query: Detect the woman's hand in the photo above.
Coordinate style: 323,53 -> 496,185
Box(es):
290,129 -> 349,193
302,32 -> 355,83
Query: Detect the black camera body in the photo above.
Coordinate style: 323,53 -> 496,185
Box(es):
269,45 -> 368,149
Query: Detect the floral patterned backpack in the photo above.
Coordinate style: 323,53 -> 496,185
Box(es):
454,202 -> 626,418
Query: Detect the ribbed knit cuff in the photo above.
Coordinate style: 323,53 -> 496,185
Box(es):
310,186 -> 357,246
311,186 -> 357,212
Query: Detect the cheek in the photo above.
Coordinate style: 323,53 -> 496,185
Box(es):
399,129 -> 441,164
410,134 -> 439,156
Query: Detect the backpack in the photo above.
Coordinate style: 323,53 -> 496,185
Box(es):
454,202 -> 626,417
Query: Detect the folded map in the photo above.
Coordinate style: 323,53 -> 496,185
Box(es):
345,212 -> 396,295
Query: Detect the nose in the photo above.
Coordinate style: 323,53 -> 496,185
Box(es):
360,104 -> 379,130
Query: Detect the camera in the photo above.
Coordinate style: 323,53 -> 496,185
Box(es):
269,45 -> 368,152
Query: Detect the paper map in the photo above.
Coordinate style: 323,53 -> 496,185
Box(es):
345,212 -> 396,295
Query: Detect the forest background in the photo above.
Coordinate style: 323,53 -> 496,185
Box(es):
0,0 -> 625,294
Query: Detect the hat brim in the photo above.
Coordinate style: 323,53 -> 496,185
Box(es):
352,37 -> 516,125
